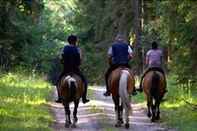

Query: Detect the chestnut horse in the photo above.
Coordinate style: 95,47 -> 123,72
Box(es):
59,73 -> 84,128
142,70 -> 166,122
108,67 -> 135,128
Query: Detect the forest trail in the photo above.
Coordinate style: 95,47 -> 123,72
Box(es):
49,86 -> 175,131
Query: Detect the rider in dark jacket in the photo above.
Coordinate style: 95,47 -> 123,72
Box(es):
55,35 -> 90,104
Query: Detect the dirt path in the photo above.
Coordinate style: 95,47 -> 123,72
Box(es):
49,86 -> 175,131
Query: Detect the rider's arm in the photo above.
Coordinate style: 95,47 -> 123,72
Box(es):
128,46 -> 133,59
78,48 -> 82,64
160,49 -> 164,66
107,47 -> 113,65
145,51 -> 150,65
60,47 -> 65,64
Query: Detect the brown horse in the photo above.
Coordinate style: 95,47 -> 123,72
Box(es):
108,67 -> 135,128
59,73 -> 84,128
142,70 -> 166,122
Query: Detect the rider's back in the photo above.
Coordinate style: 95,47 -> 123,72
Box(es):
111,42 -> 129,65
62,45 -> 80,68
146,49 -> 162,67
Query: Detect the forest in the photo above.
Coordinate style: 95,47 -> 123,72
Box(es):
0,0 -> 196,131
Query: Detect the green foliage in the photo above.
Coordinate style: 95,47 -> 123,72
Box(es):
141,0 -> 197,87
0,72 -> 53,130
0,0 -> 70,72
80,42 -> 107,84
161,75 -> 197,131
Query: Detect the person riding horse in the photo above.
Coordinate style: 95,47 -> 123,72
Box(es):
138,41 -> 167,93
55,35 -> 90,104
103,34 -> 137,96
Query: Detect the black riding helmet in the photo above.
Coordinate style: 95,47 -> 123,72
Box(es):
67,35 -> 77,44
152,41 -> 158,49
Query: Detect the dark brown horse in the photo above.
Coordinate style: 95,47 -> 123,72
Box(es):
142,70 -> 166,122
59,73 -> 84,128
108,67 -> 135,128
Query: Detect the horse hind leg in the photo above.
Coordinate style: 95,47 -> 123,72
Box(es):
113,97 -> 121,127
119,103 -> 124,124
64,103 -> 71,128
147,98 -> 152,118
155,100 -> 160,120
151,99 -> 156,122
71,99 -> 80,128
124,103 -> 130,129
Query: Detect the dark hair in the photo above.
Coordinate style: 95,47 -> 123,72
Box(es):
67,35 -> 77,44
152,41 -> 158,49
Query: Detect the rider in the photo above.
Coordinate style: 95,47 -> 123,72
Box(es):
138,41 -> 167,92
55,35 -> 90,104
103,34 -> 137,96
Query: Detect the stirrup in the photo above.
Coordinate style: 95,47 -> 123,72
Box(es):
103,92 -> 110,96
132,90 -> 137,96
82,99 -> 90,104
55,98 -> 62,103
136,88 -> 143,92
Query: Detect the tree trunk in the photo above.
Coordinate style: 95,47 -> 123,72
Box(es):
132,0 -> 143,75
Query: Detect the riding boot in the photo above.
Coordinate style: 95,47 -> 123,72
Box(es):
82,82 -> 90,104
137,80 -> 143,92
137,71 -> 147,93
163,75 -> 168,93
132,86 -> 137,95
103,86 -> 111,96
104,70 -> 111,96
103,77 -> 111,96
55,80 -> 63,103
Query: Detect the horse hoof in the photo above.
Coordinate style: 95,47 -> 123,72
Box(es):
115,123 -> 121,127
151,118 -> 156,122
125,123 -> 129,129
120,119 -> 124,124
65,123 -> 70,128
147,113 -> 151,118
71,124 -> 76,128
156,115 -> 160,120
74,117 -> 78,123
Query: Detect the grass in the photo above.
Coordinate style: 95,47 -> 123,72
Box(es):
161,75 -> 197,131
0,72 -> 53,131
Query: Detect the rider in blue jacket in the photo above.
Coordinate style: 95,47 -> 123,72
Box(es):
103,34 -> 137,96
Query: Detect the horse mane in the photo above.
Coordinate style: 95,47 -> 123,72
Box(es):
150,71 -> 160,100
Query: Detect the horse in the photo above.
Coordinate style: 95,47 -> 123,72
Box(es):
59,73 -> 84,128
108,67 -> 135,128
142,70 -> 166,122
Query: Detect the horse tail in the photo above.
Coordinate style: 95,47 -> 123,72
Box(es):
119,70 -> 130,109
150,71 -> 160,99
68,80 -> 77,100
